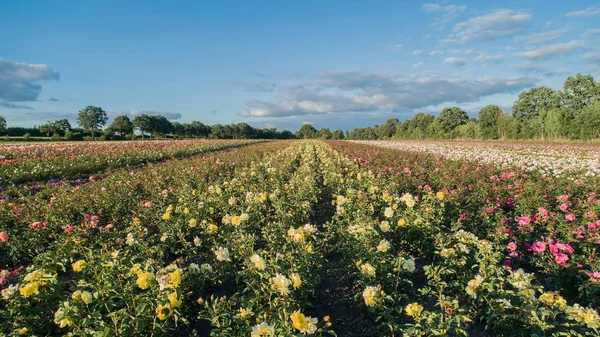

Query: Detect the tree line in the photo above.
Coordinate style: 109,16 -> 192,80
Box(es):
0,107 -> 295,140
346,73 -> 600,140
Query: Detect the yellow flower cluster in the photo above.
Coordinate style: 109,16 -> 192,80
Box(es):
290,310 -> 318,334
405,302 -> 424,317
539,291 -> 567,308
161,204 -> 174,220
20,269 -> 56,298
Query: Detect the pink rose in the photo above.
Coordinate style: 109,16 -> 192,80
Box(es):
587,272 -> 600,282
549,244 -> 559,255
518,216 -> 532,225
0,232 -> 7,242
564,214 -> 576,222
531,242 -> 546,253
507,242 -> 517,251
555,253 -> 569,265
558,203 -> 569,212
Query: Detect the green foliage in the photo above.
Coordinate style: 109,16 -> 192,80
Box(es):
77,106 -> 108,140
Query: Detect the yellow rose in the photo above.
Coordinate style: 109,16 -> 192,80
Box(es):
290,273 -> 302,289
436,191 -> 445,201
397,219 -> 406,227
405,302 -> 423,317
136,271 -> 154,290
72,260 -> 86,272
80,291 -> 93,304
156,303 -> 171,321
168,292 -> 181,308
19,282 -> 39,298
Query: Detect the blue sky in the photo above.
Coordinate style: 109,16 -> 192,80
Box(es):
1,0 -> 599,131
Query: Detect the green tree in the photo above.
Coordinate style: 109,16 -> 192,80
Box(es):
437,107 -> 469,138
0,116 -> 6,135
77,106 -> 108,140
296,124 -> 318,139
512,86 -> 558,139
332,129 -> 345,140
573,99 -> 600,139
110,115 -> 134,136
478,105 -> 504,139
132,114 -> 152,139
147,115 -> 173,138
319,128 -> 333,139
376,118 -> 400,139
53,119 -> 72,134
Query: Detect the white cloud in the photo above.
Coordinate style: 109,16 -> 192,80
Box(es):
475,54 -> 504,64
584,52 -> 600,63
393,44 -> 404,50
565,6 -> 600,17
443,57 -> 466,66
421,3 -> 442,12
240,71 -> 537,117
413,63 -> 423,68
429,50 -> 444,56
0,58 -> 60,104
582,29 -> 600,37
516,40 -> 587,59
515,28 -> 569,46
444,9 -> 531,43
514,63 -> 570,77
421,3 -> 467,29
412,49 -> 424,55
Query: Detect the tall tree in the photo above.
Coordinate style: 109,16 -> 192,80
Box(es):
437,107 -> 469,138
0,116 -> 6,135
53,119 -> 72,134
132,114 -> 152,139
332,129 -> 345,140
77,106 -> 108,140
478,105 -> 503,139
512,86 -> 558,139
319,128 -> 333,139
111,115 -> 134,136
296,124 -> 318,139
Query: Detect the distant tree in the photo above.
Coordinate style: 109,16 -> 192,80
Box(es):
53,119 -> 72,134
172,122 -> 186,138
332,129 -> 345,140
296,124 -> 318,139
147,115 -> 173,138
512,86 -> 559,139
77,106 -> 108,140
574,99 -> 600,139
0,116 -> 6,135
319,128 -> 333,139
478,105 -> 503,139
437,107 -> 469,138
111,115 -> 134,136
376,118 -> 399,139
132,114 -> 152,139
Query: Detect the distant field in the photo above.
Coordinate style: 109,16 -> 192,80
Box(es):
1,140 -> 599,336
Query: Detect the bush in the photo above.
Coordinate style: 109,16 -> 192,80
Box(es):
23,133 -> 31,141
64,132 -> 83,141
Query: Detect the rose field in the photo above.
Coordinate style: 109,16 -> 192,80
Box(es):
0,140 -> 599,337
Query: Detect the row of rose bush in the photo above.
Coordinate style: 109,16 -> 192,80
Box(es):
350,140 -> 600,178
327,141 -> 599,336
0,141 -> 342,336
0,140 -> 256,185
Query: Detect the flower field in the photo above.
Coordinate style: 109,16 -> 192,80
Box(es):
1,140 -> 599,336
0,140 -> 256,186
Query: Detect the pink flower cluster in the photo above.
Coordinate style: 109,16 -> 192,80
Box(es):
29,221 -> 49,229
530,238 -> 574,265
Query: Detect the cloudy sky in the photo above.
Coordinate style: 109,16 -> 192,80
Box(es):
1,1 -> 599,131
